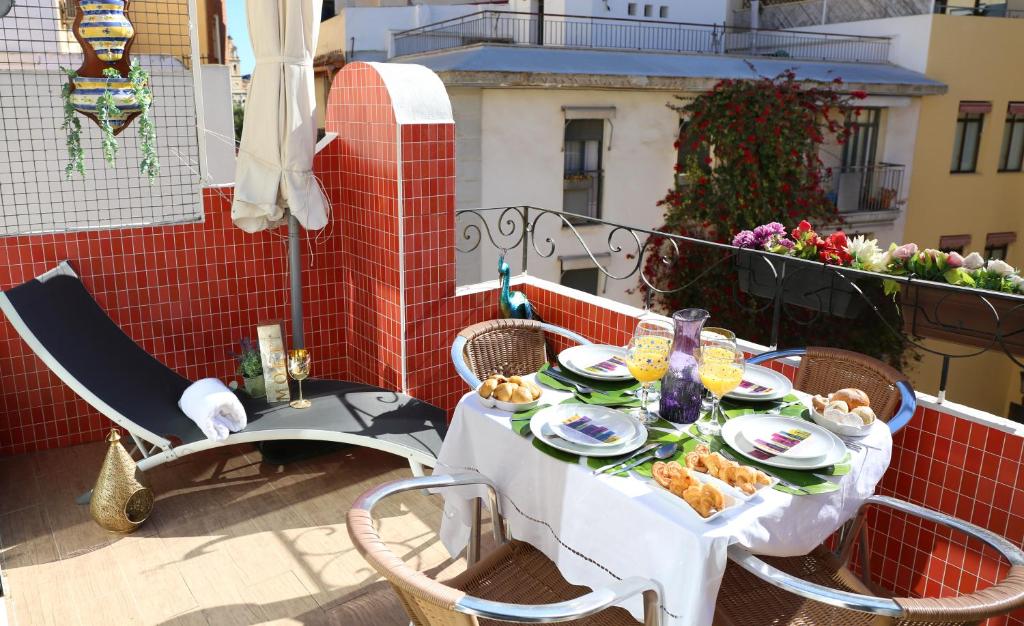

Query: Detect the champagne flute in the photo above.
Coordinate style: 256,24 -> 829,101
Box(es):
288,349 -> 312,409
625,320 -> 673,426
696,342 -> 745,437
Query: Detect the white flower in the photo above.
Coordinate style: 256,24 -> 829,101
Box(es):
845,235 -> 884,271
1009,274 -> 1024,292
962,252 -> 986,270
987,259 -> 1016,276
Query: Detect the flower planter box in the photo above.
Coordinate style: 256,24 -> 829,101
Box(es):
900,283 -> 1024,356
735,251 -> 867,319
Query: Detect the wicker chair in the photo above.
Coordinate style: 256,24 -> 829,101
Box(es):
348,473 -> 662,625
451,319 -> 591,388
749,346 -> 917,433
715,495 -> 1024,625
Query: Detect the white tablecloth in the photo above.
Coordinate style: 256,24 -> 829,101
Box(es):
435,383 -> 892,626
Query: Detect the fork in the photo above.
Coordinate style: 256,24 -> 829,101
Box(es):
543,367 -> 597,395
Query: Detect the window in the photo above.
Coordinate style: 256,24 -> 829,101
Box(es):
841,108 -> 881,170
563,119 -> 604,219
643,4 -> 653,16
627,3 -> 636,15
659,5 -> 669,18
998,103 -> 1024,172
676,118 -> 710,185
951,102 -> 990,173
938,234 -> 971,255
560,268 -> 601,295
984,232 -> 1016,260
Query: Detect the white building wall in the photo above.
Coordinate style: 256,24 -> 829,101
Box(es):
462,88 -> 679,306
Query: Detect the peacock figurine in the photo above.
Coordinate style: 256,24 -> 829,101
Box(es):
498,255 -> 537,320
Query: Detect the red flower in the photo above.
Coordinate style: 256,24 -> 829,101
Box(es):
851,90 -> 868,99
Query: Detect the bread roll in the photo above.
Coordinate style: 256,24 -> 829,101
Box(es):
508,375 -> 524,385
851,405 -> 876,425
528,383 -> 543,400
511,386 -> 534,404
479,378 -> 499,398
494,382 -> 516,402
811,395 -> 829,413
832,388 -> 870,410
826,400 -> 849,413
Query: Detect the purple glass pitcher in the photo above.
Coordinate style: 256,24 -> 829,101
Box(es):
659,308 -> 709,424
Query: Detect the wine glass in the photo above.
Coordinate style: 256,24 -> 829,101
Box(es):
625,320 -> 673,426
699,328 -> 736,411
288,348 -> 312,409
696,342 -> 745,437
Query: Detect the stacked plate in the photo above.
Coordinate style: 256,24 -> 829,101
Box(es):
725,364 -> 793,402
721,414 -> 847,470
529,404 -> 646,457
557,345 -> 634,381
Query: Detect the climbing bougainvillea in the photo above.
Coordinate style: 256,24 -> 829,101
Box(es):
642,71 -> 910,367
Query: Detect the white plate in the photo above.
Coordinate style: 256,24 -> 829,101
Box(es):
735,417 -> 832,461
543,404 -> 640,448
645,470 -> 740,523
529,405 -> 645,458
558,345 -> 634,381
722,415 -> 847,470
724,364 -> 793,402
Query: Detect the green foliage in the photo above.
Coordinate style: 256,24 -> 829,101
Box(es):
233,103 -> 245,144
59,67 -> 85,179
129,60 -> 160,183
97,68 -> 121,166
643,71 -> 912,368
232,337 -> 263,378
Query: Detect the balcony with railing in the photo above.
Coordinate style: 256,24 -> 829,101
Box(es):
828,162 -> 906,214
390,11 -> 893,64
734,0 -> 1024,29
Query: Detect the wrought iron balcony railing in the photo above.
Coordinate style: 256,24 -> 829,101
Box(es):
391,11 -> 892,64
828,162 -> 905,214
456,205 -> 1024,400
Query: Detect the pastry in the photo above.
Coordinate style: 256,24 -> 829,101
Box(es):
478,378 -> 499,398
683,447 -> 770,494
511,386 -> 534,404
528,382 -> 543,400
811,394 -> 829,413
825,399 -> 850,413
682,483 -> 725,518
494,382 -> 516,402
832,388 -> 870,410
508,375 -> 524,385
684,444 -> 711,471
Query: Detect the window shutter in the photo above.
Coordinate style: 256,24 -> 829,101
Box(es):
1008,102 -> 1024,115
986,232 -> 1017,247
959,101 -> 992,114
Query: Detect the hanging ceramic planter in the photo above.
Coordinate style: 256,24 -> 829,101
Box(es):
59,0 -> 159,181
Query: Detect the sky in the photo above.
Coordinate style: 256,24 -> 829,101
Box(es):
225,0 -> 255,75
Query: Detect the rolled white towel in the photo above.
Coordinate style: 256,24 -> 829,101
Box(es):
178,378 -> 248,442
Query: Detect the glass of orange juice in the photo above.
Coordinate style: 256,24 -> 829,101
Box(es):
695,342 -> 745,436
625,320 -> 673,426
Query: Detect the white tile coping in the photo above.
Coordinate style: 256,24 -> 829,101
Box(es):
456,274 -> 1024,438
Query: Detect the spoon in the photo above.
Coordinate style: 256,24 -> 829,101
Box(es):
608,442 -> 678,477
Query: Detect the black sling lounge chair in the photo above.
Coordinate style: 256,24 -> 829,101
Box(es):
0,262 -> 445,476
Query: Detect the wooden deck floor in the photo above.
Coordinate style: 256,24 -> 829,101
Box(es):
0,441 -> 468,625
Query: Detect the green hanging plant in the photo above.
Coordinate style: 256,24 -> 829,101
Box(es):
58,62 -> 160,183
128,60 -> 159,183
59,67 -> 85,179
97,68 -> 121,166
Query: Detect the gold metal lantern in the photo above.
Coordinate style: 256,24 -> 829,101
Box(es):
90,429 -> 154,533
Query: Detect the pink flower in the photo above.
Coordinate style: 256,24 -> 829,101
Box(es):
946,251 -> 964,268
892,243 -> 919,261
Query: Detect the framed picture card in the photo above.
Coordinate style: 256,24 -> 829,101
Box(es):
257,323 -> 291,404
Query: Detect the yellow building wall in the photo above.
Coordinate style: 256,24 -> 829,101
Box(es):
901,15 -> 1024,417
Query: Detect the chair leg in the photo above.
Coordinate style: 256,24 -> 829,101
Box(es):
408,458 -> 425,477
468,498 -> 482,565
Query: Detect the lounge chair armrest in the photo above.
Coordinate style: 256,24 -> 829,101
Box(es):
456,576 -> 662,625
865,495 -> 1024,566
726,545 -> 904,617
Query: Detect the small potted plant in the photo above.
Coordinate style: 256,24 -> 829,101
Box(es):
232,338 -> 265,399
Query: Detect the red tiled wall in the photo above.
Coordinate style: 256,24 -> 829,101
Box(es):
0,185 -> 348,455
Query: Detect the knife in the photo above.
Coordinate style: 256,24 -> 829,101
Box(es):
591,442 -> 659,475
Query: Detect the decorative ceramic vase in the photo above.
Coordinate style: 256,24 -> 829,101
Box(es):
658,308 -> 709,424
68,74 -> 143,133
77,0 -> 135,62
90,429 -> 153,533
243,375 -> 266,399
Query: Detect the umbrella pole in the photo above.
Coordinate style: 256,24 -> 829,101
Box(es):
289,214 -> 305,349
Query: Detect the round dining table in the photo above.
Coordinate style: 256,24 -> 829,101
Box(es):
434,377 -> 892,626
